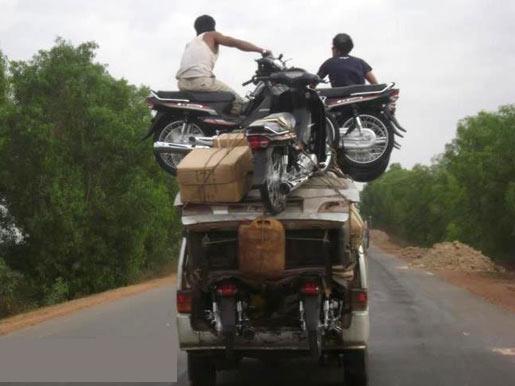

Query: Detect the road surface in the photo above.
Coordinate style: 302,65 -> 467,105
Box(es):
1,246 -> 514,385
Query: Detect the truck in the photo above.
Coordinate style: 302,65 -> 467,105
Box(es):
175,173 -> 369,386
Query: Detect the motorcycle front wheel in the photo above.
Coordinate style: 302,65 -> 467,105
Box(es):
153,119 -> 206,175
259,147 -> 287,215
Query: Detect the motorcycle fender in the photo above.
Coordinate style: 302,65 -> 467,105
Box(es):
303,295 -> 322,332
251,147 -> 273,186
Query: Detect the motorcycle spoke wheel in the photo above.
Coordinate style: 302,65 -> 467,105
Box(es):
261,149 -> 287,214
157,120 -> 204,169
341,114 -> 390,165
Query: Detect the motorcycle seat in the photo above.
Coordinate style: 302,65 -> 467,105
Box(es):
155,90 -> 235,103
316,83 -> 389,98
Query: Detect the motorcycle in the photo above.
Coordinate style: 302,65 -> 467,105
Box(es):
148,54 -> 338,176
318,83 -> 406,182
145,54 -> 288,175
245,69 -> 329,214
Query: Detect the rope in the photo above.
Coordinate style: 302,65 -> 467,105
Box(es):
184,131 -> 248,206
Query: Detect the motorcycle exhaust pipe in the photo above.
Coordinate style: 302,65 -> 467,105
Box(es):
189,136 -> 214,146
153,141 -> 209,154
280,174 -> 311,195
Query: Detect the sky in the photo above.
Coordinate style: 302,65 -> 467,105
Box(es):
1,0 -> 514,168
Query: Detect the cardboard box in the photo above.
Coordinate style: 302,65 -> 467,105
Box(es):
213,132 -> 248,148
177,146 -> 253,203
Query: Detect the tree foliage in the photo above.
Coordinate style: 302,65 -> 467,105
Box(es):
361,105 -> 515,261
0,41 -> 180,316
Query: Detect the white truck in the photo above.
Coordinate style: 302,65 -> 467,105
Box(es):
175,174 -> 369,385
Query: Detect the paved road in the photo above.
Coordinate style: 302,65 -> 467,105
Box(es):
1,246 -> 514,385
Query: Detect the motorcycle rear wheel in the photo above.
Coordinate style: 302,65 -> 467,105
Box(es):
344,153 -> 391,183
338,112 -> 394,169
153,119 -> 206,175
260,148 -> 287,214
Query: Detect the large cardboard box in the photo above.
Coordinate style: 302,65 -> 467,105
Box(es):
213,132 -> 248,148
177,146 -> 253,203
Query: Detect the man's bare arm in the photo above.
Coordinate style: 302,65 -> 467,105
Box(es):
213,32 -> 268,54
365,71 -> 378,84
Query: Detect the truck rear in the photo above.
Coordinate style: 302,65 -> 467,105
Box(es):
175,174 -> 369,385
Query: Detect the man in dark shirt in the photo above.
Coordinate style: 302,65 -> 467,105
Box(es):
317,33 -> 378,87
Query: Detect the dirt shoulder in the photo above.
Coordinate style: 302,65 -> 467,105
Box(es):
0,274 -> 176,336
371,230 -> 515,313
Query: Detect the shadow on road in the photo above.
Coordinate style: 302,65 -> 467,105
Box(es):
192,358 -> 345,386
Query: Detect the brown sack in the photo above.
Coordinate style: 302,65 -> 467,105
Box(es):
349,203 -> 364,250
177,146 -> 253,203
238,217 -> 285,279
213,132 -> 248,148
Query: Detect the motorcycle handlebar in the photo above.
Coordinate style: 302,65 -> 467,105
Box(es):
242,76 -> 270,86
242,74 -> 325,87
242,78 -> 254,86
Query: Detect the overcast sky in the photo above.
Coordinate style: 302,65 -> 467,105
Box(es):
1,0 -> 514,168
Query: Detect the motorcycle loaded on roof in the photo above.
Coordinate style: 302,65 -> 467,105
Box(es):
146,54 -> 406,211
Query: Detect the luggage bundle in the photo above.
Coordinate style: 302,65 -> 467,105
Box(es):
176,133 -> 253,203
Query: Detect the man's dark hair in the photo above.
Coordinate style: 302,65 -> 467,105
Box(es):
194,15 -> 216,35
333,33 -> 354,55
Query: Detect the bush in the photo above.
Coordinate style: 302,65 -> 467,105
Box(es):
361,105 -> 515,262
0,40 -> 181,314
0,258 -> 24,316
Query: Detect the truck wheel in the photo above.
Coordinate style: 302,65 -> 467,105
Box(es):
187,352 -> 216,386
344,348 -> 368,386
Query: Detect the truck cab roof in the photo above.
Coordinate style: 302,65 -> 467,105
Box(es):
175,173 -> 360,229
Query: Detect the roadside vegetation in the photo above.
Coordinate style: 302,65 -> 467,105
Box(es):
0,40 -> 181,318
362,105 -> 515,263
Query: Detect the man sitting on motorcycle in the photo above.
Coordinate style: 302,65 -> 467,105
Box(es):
176,15 -> 271,116
317,33 -> 378,87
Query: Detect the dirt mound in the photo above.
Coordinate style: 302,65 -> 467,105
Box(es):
369,230 -> 402,253
370,230 -> 504,273
409,241 -> 504,273
399,246 -> 426,259
370,229 -> 390,244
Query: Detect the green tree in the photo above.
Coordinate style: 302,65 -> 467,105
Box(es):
0,40 -> 180,310
361,105 -> 515,261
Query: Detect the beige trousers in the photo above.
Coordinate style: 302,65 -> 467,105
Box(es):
177,77 -> 244,115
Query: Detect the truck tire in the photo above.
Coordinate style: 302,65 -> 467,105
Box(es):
187,352 -> 216,386
344,348 -> 368,386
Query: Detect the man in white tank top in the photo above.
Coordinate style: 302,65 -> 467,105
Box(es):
176,15 -> 270,116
